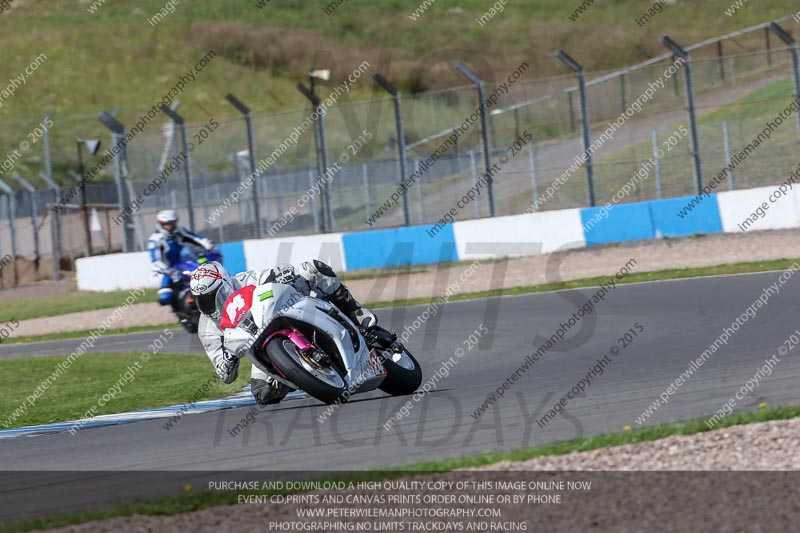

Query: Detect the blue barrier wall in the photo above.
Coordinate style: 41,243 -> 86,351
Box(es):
75,189 -> 766,291
218,241 -> 247,275
581,203 -> 655,246
581,195 -> 723,246
342,224 -> 458,270
647,195 -> 723,238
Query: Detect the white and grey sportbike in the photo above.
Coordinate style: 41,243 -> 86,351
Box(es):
219,282 -> 423,404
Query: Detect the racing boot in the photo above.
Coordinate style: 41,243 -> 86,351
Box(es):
251,376 -> 294,405
328,284 -> 377,330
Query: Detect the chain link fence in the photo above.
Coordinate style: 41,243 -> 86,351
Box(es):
1,16 -> 799,283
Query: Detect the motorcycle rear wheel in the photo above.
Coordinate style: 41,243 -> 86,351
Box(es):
266,337 -> 347,405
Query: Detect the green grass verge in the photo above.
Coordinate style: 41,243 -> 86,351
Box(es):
0,353 -> 250,429
0,289 -> 158,323
10,255 -> 800,344
3,404 -> 798,533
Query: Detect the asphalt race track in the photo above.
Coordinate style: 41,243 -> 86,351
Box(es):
2,271 -> 800,519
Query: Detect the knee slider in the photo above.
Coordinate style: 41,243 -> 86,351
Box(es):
313,260 -> 337,277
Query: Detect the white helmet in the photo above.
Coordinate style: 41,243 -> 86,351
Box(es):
190,262 -> 239,320
156,209 -> 178,237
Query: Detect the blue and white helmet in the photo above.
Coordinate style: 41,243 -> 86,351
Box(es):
156,209 -> 178,237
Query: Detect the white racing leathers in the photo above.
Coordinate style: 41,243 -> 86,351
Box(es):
198,260 -> 351,404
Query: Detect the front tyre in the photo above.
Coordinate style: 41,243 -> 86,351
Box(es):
379,346 -> 422,396
266,337 -> 347,405
181,314 -> 199,334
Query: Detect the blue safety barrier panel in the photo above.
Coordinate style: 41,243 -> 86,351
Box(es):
343,224 -> 458,270
581,202 -> 655,246
648,195 -> 723,238
218,241 -> 247,275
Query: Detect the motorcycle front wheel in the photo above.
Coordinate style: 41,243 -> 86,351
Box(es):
266,337 -> 347,405
378,346 -> 423,396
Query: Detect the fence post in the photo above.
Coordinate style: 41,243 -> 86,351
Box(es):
67,167 -> 91,257
0,181 -> 18,285
456,63 -> 496,216
226,94 -> 263,238
652,129 -> 662,199
671,56 -> 681,97
415,158 -> 424,224
41,113 -> 61,278
722,121 -> 734,190
469,151 -> 480,217
557,50 -> 596,207
306,166 -> 321,233
48,207 -> 59,280
40,172 -> 61,280
567,90 -> 577,132
75,138 -> 101,256
98,111 -> 135,253
717,40 -> 726,81
620,70 -> 628,113
297,83 -> 332,232
12,174 -> 40,273
373,74 -> 410,226
160,106 -> 196,229
662,37 -> 703,194
528,141 -> 539,209
214,184 -> 225,243
362,162 -> 372,222
769,23 -> 800,141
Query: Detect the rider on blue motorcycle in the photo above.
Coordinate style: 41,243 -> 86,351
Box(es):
148,209 -> 214,311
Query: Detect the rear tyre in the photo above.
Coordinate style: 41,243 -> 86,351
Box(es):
266,337 -> 347,405
378,346 -> 422,396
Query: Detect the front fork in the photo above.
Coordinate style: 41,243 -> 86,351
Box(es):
263,328 -> 314,351
263,328 -> 332,368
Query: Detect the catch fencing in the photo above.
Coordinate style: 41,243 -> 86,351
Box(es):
1,15 -> 799,283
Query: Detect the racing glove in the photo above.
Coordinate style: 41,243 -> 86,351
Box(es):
152,261 -> 169,276
215,349 -> 240,384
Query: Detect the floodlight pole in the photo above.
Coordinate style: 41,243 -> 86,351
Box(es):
556,50 -> 595,207
297,82 -> 332,232
456,62 -> 495,216
12,173 -> 40,272
768,22 -> 800,140
226,93 -> 263,238
160,105 -> 196,229
373,73 -> 410,226
662,36 -> 703,195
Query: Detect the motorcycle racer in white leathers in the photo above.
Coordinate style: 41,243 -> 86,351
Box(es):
190,260 -> 377,405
